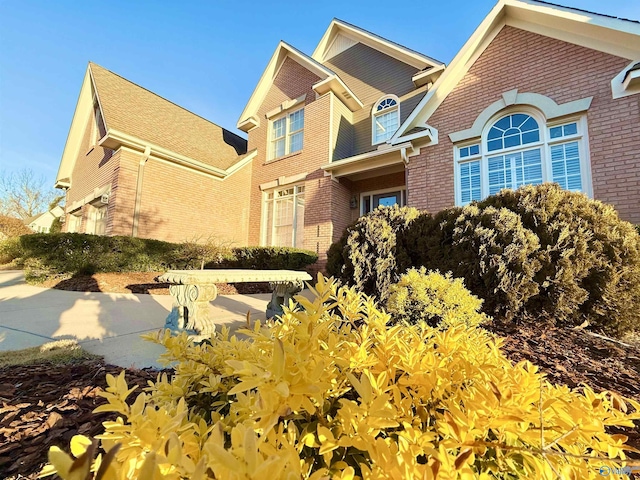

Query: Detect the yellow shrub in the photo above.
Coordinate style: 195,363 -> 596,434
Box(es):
386,267 -> 489,328
42,275 -> 640,479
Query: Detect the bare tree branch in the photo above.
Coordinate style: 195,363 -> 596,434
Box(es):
0,169 -> 58,219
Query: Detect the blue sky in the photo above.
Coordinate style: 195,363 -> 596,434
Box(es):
1,0 -> 639,189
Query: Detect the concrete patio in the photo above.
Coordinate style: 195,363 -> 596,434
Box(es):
0,270 -> 278,368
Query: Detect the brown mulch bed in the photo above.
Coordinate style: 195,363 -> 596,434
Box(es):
35,271 -> 273,296
2,321 -> 639,477
0,360 -> 163,479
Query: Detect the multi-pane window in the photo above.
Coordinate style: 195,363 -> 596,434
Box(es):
373,97 -> 399,144
263,185 -> 305,248
455,113 -> 588,205
270,108 -> 304,159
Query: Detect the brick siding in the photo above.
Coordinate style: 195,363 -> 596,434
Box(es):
407,26 -> 640,223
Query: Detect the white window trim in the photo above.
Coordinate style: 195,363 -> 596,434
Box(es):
453,108 -> 593,206
371,95 -> 400,146
260,183 -> 305,247
268,107 -> 304,160
360,186 -> 407,216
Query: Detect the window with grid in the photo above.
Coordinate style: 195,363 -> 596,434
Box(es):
373,97 -> 399,144
455,112 -> 588,205
270,108 -> 304,159
263,185 -> 305,248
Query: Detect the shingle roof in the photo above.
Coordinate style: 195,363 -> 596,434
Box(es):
90,63 -> 247,170
531,0 -> 640,25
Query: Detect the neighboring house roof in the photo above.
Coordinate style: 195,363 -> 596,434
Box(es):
23,214 -> 41,225
56,63 -> 250,187
392,0 -> 640,144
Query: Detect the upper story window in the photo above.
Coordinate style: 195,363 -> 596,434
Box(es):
372,96 -> 399,144
455,110 -> 590,206
270,108 -> 304,159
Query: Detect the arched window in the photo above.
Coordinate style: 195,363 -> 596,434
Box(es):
455,109 -> 588,205
372,96 -> 399,144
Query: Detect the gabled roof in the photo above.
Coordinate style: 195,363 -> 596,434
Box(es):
236,41 -> 363,131
56,63 -> 249,187
313,18 -> 445,71
392,0 -> 640,144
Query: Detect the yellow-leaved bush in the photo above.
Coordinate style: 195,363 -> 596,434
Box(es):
41,275 -> 640,479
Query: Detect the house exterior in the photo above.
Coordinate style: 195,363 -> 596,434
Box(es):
392,0 -> 640,225
24,206 -> 64,233
55,63 -> 256,244
235,19 -> 445,268
55,0 -> 640,270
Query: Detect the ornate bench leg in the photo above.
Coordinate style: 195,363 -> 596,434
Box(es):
266,280 -> 304,319
165,283 -> 218,337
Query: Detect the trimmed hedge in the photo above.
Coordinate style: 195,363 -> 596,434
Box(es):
216,246 -> 318,271
329,184 -> 640,336
12,233 -> 317,276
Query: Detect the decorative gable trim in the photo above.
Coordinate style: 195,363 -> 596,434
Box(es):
392,0 -> 640,145
449,90 -> 593,143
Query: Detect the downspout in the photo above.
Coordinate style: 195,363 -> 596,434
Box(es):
401,146 -> 409,207
132,146 -> 151,237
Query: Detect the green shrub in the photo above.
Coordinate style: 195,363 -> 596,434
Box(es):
0,237 -> 23,264
16,233 -> 318,277
386,267 -> 489,328
216,246 -> 318,270
397,184 -> 640,336
18,233 -> 179,275
328,205 -> 420,301
476,184 -> 640,335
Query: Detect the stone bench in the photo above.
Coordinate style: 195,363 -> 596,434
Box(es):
158,269 -> 312,338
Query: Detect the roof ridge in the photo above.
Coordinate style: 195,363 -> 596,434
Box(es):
527,0 -> 640,24
88,62 -> 246,142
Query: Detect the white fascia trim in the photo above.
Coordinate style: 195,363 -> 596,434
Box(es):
612,61 -> 640,99
259,171 -> 309,191
237,42 -> 333,129
321,142 -> 412,174
449,90 -> 593,143
312,76 -> 364,111
102,129 -> 251,180
312,19 -> 445,69
225,150 -> 257,177
390,125 -> 438,146
265,94 -> 307,119
411,65 -> 446,87
56,68 -> 94,186
392,0 -> 640,143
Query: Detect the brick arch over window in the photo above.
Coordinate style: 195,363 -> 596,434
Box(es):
452,95 -> 594,206
449,89 -> 592,144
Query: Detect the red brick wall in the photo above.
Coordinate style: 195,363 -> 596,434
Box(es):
407,26 -> 640,223
136,157 -> 252,244
247,56 -> 351,269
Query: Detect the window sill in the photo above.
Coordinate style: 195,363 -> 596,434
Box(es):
264,150 -> 303,165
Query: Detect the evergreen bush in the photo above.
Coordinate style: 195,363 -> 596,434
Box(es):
327,205 -> 419,301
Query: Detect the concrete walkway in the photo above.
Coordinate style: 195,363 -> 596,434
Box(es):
0,270 -> 274,368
